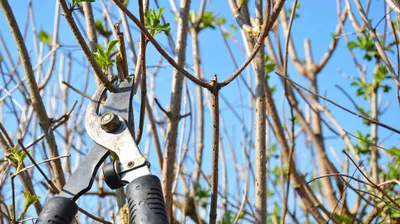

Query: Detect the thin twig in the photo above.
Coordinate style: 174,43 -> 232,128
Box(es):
328,161 -> 363,223
25,101 -> 78,149
343,150 -> 400,209
275,72 -> 400,135
342,129 -> 388,151
61,80 -> 91,99
378,179 -> 400,187
353,0 -> 400,89
307,172 -> 371,187
1,0 -> 66,188
18,140 -> 59,193
0,122 -> 14,148
112,0 -> 211,89
154,98 -> 169,117
11,154 -> 71,177
58,0 -> 115,91
219,0 -> 286,88
77,207 -> 112,224
282,1 -> 297,222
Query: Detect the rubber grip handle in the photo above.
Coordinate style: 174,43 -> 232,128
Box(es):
36,197 -> 78,224
126,175 -> 168,224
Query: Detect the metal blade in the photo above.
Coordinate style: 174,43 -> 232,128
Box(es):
59,144 -> 109,201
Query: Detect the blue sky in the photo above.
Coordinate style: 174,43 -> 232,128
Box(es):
1,0 -> 400,222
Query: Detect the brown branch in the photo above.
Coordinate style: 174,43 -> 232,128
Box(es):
275,72 -> 400,135
219,0 -> 286,88
11,154 -> 70,178
112,0 -> 211,89
145,97 -> 163,168
0,122 -> 14,148
57,0 -> 115,91
61,80 -> 91,99
280,9 -> 306,75
390,21 -> 400,105
190,26 -> 205,184
0,124 -> 43,215
161,1 -> 191,221
18,140 -> 59,193
353,0 -> 400,89
19,140 -> 113,224
307,173 -> 372,187
315,6 -> 348,73
115,24 -> 128,79
38,0 -> 61,90
154,97 -> 170,117
209,75 -> 220,224
135,0 -> 147,144
343,150 -> 400,209
327,161 -> 363,223
0,0 -> 66,188
282,1 -> 298,222
25,101 -> 77,149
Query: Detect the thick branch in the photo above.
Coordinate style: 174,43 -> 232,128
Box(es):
0,0 -> 66,188
58,0 -> 115,91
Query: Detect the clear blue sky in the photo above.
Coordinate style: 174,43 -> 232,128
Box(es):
1,0 -> 399,222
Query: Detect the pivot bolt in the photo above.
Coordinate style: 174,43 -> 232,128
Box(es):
100,112 -> 121,132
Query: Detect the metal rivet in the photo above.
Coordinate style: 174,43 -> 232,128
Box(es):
100,112 -> 121,132
127,161 -> 134,167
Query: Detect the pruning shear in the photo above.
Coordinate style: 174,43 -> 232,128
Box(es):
36,76 -> 168,224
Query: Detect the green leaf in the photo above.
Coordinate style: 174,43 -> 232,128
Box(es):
230,24 -> 237,33
106,40 -> 119,58
93,40 -> 118,73
73,0 -> 95,7
265,55 -> 275,74
356,87 -> 366,97
347,41 -> 358,50
288,3 -> 301,18
374,71 -> 385,82
332,213 -> 352,224
200,11 -> 215,29
38,30 -> 51,45
95,44 -> 107,59
95,20 -> 105,34
388,147 -> 400,157
18,191 -> 40,220
6,148 -> 28,172
145,8 -> 170,37
354,130 -> 371,153
382,85 -> 391,92
388,163 -> 400,179
350,81 -> 359,87
10,204 -> 14,221
73,0 -> 95,5
267,202 -> 281,223
223,32 -> 230,39
215,17 -> 226,25
194,183 -> 210,209
238,0 -> 248,8
23,191 -> 40,208
269,85 -> 276,94
363,54 -> 372,61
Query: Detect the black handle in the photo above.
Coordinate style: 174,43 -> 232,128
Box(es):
36,197 -> 78,224
126,175 -> 168,224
